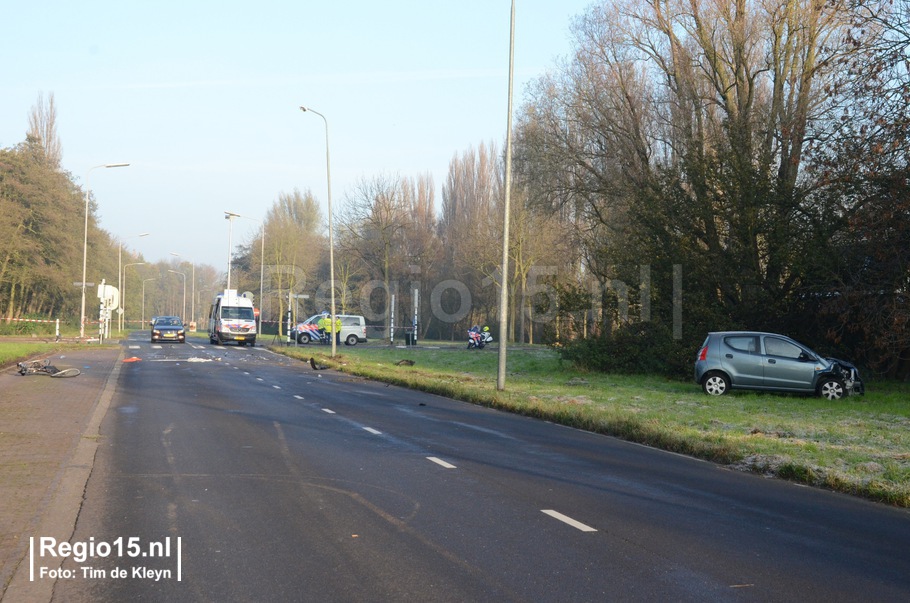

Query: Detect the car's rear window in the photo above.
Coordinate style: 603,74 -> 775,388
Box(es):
724,335 -> 757,353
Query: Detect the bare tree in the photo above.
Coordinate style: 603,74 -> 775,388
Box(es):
516,0 -> 861,336
254,189 -> 323,333
808,0 -> 910,376
401,173 -> 443,337
337,174 -> 410,318
439,143 -> 502,330
27,92 -> 62,168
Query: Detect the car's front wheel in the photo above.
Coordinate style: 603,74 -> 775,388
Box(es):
818,378 -> 845,400
297,332 -> 310,344
702,371 -> 730,396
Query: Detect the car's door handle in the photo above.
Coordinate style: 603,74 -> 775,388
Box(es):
725,353 -> 733,358
767,359 -> 776,364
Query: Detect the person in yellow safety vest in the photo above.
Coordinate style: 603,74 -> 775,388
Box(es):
324,316 -> 342,344
317,313 -> 330,343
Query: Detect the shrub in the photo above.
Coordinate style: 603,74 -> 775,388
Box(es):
559,321 -> 691,377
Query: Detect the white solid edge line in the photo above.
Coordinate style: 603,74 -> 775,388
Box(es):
541,510 -> 597,532
426,456 -> 457,469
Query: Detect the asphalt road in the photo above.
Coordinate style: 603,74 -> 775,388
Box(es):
47,334 -> 910,601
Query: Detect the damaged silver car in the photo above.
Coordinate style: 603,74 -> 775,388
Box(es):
695,332 -> 864,400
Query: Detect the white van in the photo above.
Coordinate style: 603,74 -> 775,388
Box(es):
209,290 -> 257,346
294,314 -> 367,346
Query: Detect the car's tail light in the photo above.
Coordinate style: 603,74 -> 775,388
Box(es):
698,346 -> 708,361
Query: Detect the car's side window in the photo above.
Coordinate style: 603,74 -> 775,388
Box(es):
764,337 -> 802,359
725,336 -> 758,354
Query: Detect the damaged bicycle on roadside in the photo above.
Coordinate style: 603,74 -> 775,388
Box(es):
17,359 -> 81,378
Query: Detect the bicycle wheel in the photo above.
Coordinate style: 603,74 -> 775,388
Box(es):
50,368 -> 81,378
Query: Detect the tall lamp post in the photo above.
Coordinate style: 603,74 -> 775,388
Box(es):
168,270 -> 187,321
170,252 -> 196,328
300,105 -> 337,357
497,1 -> 516,391
225,212 -> 238,291
142,277 -> 159,327
223,212 -> 264,319
80,162 -> 130,339
118,232 -> 149,331
123,262 -> 146,332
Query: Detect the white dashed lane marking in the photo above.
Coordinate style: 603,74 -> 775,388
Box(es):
427,457 -> 457,469
291,391 -> 598,539
541,510 -> 597,532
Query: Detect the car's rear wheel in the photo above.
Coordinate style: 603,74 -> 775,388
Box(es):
818,378 -> 845,400
345,334 -> 358,346
297,332 -> 310,344
702,371 -> 730,396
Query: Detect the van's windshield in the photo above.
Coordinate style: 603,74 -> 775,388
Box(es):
222,306 -> 255,320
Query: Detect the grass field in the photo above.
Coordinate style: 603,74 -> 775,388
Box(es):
276,341 -> 910,507
0,342 -> 81,367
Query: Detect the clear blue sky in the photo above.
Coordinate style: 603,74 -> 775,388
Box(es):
1,0 -> 592,269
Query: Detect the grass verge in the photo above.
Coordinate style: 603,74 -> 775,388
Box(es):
274,342 -> 910,507
0,342 -> 79,368
0,338 -> 120,369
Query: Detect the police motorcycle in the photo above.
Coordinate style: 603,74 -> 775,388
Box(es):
467,325 -> 493,349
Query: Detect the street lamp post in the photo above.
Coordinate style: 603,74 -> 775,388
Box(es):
123,262 -> 146,332
118,232 -> 149,331
224,212 -> 239,291
223,212 -> 264,322
497,1 -> 516,391
168,270 -> 187,321
300,105 -> 337,357
142,277 -> 159,327
80,162 -> 129,339
170,252 -> 196,328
